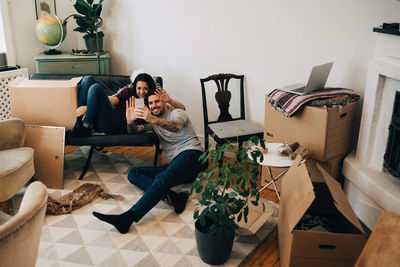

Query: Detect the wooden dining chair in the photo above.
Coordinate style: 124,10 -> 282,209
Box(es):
200,73 -> 263,160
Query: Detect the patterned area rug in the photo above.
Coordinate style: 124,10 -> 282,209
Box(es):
35,147 -> 279,266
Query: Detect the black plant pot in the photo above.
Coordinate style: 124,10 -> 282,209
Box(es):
85,37 -> 103,52
195,219 -> 235,265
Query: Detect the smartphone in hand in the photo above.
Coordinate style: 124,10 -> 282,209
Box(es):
135,98 -> 144,107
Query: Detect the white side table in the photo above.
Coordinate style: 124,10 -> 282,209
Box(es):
249,143 -> 294,200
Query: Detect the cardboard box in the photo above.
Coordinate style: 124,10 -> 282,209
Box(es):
278,156 -> 366,267
235,200 -> 274,235
316,154 -> 345,181
24,125 -> 65,189
10,77 -> 81,130
355,211 -> 400,267
261,154 -> 346,192
264,100 -> 357,162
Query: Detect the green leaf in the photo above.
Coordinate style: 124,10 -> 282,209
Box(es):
249,136 -> 260,146
199,214 -> 206,227
229,191 -> 238,198
74,0 -> 93,16
260,138 -> 266,149
93,4 -> 103,16
194,209 -> 199,219
251,200 -> 258,206
237,212 -> 242,222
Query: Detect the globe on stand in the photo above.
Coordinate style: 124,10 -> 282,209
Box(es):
35,14 -> 67,55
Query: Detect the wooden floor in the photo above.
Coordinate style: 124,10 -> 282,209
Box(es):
67,145 -> 281,266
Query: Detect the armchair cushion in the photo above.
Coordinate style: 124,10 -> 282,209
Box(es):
0,148 -> 35,202
0,119 -> 35,202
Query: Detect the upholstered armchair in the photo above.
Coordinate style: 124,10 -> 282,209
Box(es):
0,181 -> 48,267
0,118 -> 35,214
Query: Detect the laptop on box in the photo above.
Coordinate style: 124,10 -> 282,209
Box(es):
9,77 -> 81,130
279,62 -> 333,95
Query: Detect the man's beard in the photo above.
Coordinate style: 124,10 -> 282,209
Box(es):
151,107 -> 164,117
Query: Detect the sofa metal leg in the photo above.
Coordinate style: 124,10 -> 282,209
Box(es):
78,146 -> 95,180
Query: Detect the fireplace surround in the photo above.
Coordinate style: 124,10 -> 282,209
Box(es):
383,91 -> 400,178
343,32 -> 400,230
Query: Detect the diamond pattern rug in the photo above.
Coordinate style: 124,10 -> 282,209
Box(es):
34,147 -> 279,266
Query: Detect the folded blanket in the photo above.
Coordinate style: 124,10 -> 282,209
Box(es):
268,88 -> 360,117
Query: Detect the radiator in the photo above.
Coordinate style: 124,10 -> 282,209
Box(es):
0,68 -> 28,120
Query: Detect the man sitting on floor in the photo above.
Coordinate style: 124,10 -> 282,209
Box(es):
93,90 -> 205,234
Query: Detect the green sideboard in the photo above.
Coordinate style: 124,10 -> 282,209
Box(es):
34,51 -> 110,75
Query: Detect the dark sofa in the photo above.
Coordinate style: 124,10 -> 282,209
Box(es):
29,73 -> 161,180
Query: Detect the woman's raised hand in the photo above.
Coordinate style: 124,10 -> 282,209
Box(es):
155,88 -> 170,103
125,96 -> 137,124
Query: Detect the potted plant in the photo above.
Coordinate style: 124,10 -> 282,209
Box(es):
70,0 -> 104,52
190,136 -> 265,265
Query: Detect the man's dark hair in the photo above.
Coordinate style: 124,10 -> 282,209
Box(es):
144,89 -> 157,107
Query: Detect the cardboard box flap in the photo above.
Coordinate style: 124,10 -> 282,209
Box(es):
281,155 -> 316,232
317,163 -> 366,235
9,76 -> 24,87
14,77 -> 82,87
236,200 -> 274,235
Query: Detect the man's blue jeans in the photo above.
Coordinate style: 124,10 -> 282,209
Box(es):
78,76 -> 124,134
127,149 -> 205,221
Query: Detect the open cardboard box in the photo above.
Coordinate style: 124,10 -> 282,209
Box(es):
10,77 -> 81,130
264,98 -> 357,162
278,155 -> 366,267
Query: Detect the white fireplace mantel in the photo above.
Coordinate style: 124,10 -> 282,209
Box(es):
343,32 -> 400,230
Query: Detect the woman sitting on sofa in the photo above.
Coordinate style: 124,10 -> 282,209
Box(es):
70,72 -> 185,138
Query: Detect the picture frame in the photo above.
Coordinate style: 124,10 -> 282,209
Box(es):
35,0 -> 57,20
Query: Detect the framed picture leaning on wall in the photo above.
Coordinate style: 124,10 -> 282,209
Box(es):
35,0 -> 57,20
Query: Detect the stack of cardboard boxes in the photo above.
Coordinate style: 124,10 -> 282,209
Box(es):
263,96 -> 367,266
262,97 -> 358,191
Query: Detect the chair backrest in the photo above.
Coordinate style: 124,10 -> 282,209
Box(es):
0,118 -> 25,151
200,73 -> 245,126
0,181 -> 48,267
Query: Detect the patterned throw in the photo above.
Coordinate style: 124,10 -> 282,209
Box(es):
268,88 -> 360,117
47,183 -> 124,215
9,147 -> 279,266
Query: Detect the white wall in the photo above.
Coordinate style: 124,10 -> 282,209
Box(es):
6,0 -> 400,136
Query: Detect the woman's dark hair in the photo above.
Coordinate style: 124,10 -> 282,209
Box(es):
131,73 -> 156,98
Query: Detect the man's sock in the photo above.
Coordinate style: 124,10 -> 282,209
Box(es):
92,210 -> 137,234
166,190 -> 190,214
